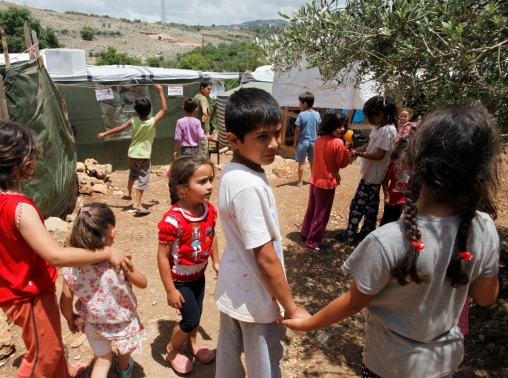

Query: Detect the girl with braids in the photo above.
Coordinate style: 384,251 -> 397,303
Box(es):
281,106 -> 501,378
337,95 -> 398,245
157,155 -> 219,375
61,203 -> 147,378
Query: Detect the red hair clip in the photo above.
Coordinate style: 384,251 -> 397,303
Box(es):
458,251 -> 473,261
411,241 -> 425,252
80,206 -> 91,214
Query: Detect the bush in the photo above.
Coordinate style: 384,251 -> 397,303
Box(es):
88,51 -> 93,57
80,26 -> 95,41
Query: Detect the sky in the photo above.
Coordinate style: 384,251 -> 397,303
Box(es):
6,0 -> 309,26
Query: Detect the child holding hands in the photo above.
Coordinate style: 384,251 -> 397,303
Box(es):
157,155 -> 219,375
283,106 -> 501,378
60,203 -> 147,378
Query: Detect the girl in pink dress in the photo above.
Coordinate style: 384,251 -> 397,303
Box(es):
61,203 -> 147,378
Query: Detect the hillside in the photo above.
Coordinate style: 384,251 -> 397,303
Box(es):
0,2 -> 256,64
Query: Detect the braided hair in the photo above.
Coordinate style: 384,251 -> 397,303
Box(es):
391,105 -> 501,286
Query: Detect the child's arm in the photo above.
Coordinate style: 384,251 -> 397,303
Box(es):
60,281 -> 78,333
211,231 -> 220,278
352,147 -> 386,161
125,267 -> 148,289
18,203 -> 133,272
293,126 -> 300,148
254,241 -> 311,319
280,278 -> 375,331
382,173 -> 390,205
468,275 -> 499,306
153,84 -> 168,123
97,119 -> 133,139
157,242 -> 185,308
173,140 -> 180,160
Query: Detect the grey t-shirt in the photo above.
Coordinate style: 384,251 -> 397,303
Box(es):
342,211 -> 499,378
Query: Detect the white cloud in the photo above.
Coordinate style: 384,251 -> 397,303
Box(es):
7,0 -> 311,26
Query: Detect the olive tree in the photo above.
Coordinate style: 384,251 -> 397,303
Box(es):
259,0 -> 508,128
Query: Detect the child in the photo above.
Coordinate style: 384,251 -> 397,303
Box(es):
293,91 -> 321,187
337,95 -> 398,244
173,97 -> 214,159
215,87 -> 310,378
282,105 -> 501,378
194,80 -> 213,157
379,137 -> 409,227
300,110 -> 352,251
0,121 -> 132,377
98,84 -> 167,215
60,203 -> 147,378
157,155 -> 219,375
396,106 -> 416,142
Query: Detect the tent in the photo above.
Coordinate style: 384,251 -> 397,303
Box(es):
0,58 -> 76,218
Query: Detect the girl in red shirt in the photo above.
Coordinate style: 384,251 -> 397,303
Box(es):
157,155 -> 219,375
0,122 -> 131,377
300,110 -> 352,250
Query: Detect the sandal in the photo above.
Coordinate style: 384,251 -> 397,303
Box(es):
72,362 -> 88,377
193,347 -> 215,364
166,353 -> 193,374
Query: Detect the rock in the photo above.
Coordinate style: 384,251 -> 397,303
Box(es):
90,177 -> 98,185
45,217 -> 70,247
75,162 -> 85,173
76,196 -> 85,209
66,214 -> 77,223
77,173 -> 90,185
92,184 -> 108,195
264,155 -> 287,176
224,150 -> 233,156
273,164 -> 291,178
215,164 -> 225,170
95,166 -> 108,180
78,182 -> 93,195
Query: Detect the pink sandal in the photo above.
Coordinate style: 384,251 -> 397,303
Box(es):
193,347 -> 215,364
166,353 -> 193,374
72,362 -> 88,377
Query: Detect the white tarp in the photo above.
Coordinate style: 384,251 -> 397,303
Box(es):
241,65 -> 274,83
273,60 -> 380,109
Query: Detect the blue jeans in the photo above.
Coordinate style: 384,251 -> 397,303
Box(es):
174,275 -> 205,333
294,139 -> 315,162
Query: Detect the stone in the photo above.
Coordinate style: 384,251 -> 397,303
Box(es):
92,183 -> 108,195
45,217 -> 70,247
273,164 -> 291,178
215,164 -> 225,170
77,173 -> 90,185
75,162 -> 85,173
224,150 -> 233,156
95,166 -> 108,180
66,214 -> 77,223
264,155 -> 287,176
78,182 -> 93,195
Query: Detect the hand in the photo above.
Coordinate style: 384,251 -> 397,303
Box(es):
279,317 -> 312,331
345,141 -> 353,149
173,151 -> 178,160
167,289 -> 184,309
284,305 -> 311,320
202,114 -> 208,123
155,84 -> 163,93
207,134 -> 215,141
106,246 -> 133,275
66,314 -> 79,334
384,195 -> 390,205
213,262 -> 220,279
98,133 -> 105,139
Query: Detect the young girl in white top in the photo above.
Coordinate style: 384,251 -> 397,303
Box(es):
282,105 -> 501,378
157,155 -> 219,375
338,95 -> 397,244
61,203 -> 147,378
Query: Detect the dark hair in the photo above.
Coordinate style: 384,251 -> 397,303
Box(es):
393,137 -> 409,157
391,105 -> 501,287
169,155 -> 214,205
399,106 -> 414,116
225,87 -> 282,143
200,80 -> 212,90
363,95 -> 398,125
70,203 -> 116,250
319,110 -> 348,135
134,97 -> 152,118
183,97 -> 198,113
298,91 -> 315,108
0,121 -> 42,190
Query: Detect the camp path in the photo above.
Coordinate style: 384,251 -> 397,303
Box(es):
1,153 -> 507,377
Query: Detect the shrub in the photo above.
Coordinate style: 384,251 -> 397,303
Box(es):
80,26 -> 95,41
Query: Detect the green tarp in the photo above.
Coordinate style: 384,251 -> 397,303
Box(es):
0,59 -> 76,218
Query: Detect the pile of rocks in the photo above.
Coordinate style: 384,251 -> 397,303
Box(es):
76,158 -> 114,195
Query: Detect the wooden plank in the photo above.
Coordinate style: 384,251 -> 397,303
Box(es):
281,109 -> 298,118
280,106 -> 288,146
38,55 -> 44,68
23,24 -> 34,59
1,27 -> 10,68
279,144 -> 296,154
0,75 -> 9,121
31,30 -> 39,56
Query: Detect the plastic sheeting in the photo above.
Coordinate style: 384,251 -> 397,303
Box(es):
0,59 -> 77,218
273,60 -> 380,109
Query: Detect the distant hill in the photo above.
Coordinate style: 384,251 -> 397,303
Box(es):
217,19 -> 287,29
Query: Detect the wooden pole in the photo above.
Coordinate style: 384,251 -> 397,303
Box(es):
0,27 -> 10,68
31,30 -> 39,57
23,23 -> 35,59
0,75 -> 10,121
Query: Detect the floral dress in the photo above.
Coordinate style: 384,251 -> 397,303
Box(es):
63,262 -> 146,355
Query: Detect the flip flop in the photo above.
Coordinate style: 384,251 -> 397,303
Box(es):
166,353 -> 193,374
131,208 -> 150,216
72,362 -> 88,377
121,195 -> 132,200
193,347 -> 215,364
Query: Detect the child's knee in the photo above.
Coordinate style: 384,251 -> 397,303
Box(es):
179,319 -> 200,333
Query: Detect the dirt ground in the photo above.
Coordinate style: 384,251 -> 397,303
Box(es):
1,152 -> 507,378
